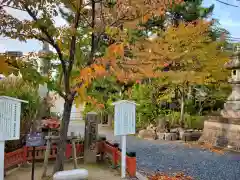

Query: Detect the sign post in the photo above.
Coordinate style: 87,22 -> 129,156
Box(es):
0,96 -> 28,180
32,146 -> 36,180
112,100 -> 137,179
26,132 -> 45,180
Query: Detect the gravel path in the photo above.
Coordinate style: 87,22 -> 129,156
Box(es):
112,136 -> 240,180
81,124 -> 240,180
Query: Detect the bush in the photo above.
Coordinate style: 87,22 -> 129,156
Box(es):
163,111 -> 204,129
0,77 -> 41,152
185,114 -> 204,130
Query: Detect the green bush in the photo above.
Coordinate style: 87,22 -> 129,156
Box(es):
166,111 -> 181,128
184,114 -> 204,129
0,77 -> 41,152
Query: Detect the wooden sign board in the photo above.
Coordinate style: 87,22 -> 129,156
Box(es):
26,132 -> 45,147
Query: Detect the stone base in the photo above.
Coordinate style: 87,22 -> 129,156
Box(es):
164,132 -> 178,141
199,116 -> 240,151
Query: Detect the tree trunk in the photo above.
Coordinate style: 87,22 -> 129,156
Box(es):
180,93 -> 185,128
53,99 -> 73,173
198,100 -> 203,115
187,85 -> 192,99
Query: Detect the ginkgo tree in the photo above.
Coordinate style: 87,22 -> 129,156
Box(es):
0,0 -> 184,172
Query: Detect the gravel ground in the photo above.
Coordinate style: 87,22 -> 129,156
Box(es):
112,136 -> 240,180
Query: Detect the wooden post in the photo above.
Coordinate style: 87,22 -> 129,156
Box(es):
31,147 -> 36,180
84,112 -> 98,163
42,136 -> 51,178
71,132 -> 78,169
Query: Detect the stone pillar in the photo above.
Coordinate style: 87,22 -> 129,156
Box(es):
84,112 -> 98,163
107,114 -> 113,127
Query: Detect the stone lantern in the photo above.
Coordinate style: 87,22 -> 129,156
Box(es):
221,46 -> 240,118
199,45 -> 240,150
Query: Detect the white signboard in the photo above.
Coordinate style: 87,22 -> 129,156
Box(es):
0,96 -> 28,141
0,96 -> 27,180
113,100 -> 136,136
112,100 -> 137,179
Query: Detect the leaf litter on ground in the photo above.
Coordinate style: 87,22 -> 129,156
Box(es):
183,141 -> 224,155
148,172 -> 193,180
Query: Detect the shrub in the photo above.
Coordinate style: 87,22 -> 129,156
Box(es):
185,114 -> 204,130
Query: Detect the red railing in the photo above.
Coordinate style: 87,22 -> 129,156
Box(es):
5,148 -> 26,169
103,142 -> 136,177
4,143 -> 84,170
4,141 -> 136,177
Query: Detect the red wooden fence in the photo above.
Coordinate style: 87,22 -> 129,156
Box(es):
4,143 -> 84,170
104,142 -> 136,177
4,141 -> 136,177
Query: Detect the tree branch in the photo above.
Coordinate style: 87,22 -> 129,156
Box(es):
70,81 -> 84,99
55,88 -> 66,99
88,0 -> 96,66
22,4 -> 67,75
67,3 -> 82,94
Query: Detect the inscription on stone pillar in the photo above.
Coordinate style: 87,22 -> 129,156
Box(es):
84,112 -> 98,163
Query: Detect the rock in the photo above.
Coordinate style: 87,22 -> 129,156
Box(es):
164,132 -> 177,141
191,132 -> 202,141
178,128 -> 185,140
157,132 -> 165,140
53,169 -> 88,180
216,136 -> 228,147
152,126 -> 157,132
170,128 -> 179,133
181,131 -> 202,141
138,129 -> 157,140
182,132 -> 192,141
169,128 -> 185,140
156,126 -> 166,133
185,129 -> 194,132
146,124 -> 154,131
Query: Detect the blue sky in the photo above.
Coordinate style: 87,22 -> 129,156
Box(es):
0,0 -> 240,53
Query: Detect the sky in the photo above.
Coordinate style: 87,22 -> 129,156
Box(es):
0,0 -> 240,53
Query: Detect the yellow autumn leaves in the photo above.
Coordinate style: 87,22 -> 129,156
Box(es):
0,54 -> 18,75
132,20 -> 229,85
74,63 -> 108,107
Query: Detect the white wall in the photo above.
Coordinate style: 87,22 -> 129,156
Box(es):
49,92 -> 85,121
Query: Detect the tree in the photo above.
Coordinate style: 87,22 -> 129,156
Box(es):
130,20 -> 229,126
0,0 -> 184,172
168,0 -> 214,25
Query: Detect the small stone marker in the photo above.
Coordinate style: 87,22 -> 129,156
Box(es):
53,169 -> 88,180
84,112 -> 98,163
